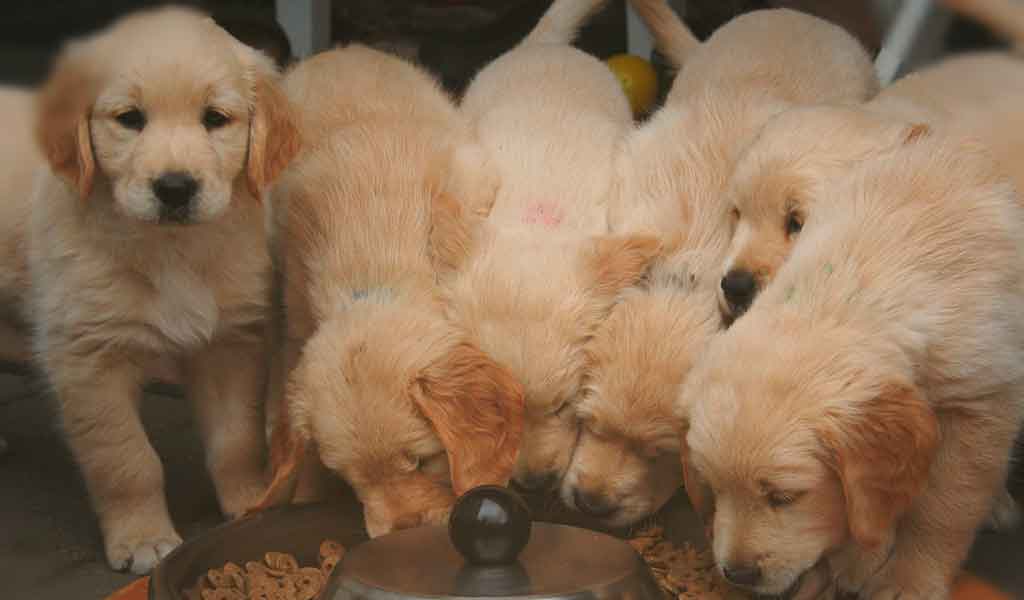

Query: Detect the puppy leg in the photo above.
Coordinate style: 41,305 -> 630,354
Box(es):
187,338 -> 269,519
855,404 -> 1020,600
49,352 -> 180,574
0,317 -> 29,364
983,486 -> 1020,531
273,335 -> 329,503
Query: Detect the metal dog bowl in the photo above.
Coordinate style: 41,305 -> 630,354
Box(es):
150,486 -> 705,600
148,501 -> 369,600
324,486 -> 665,599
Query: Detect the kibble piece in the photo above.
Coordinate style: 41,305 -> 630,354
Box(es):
184,540 -> 345,600
264,551 -> 300,576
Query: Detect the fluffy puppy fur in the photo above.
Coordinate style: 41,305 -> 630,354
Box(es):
720,0 -> 1024,319
445,0 -> 661,493
562,6 -> 878,527
30,7 -> 300,573
684,136 -> 1024,599
0,86 -> 42,364
250,46 -> 525,539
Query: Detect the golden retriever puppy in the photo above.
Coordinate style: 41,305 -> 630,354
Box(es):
562,6 -> 878,526
444,0 -> 662,493
250,46 -> 525,539
29,7 -> 300,573
684,136 -> 1024,599
0,86 -> 41,365
720,0 -> 1024,319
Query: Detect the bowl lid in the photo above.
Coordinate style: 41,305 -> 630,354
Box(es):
322,486 -> 664,599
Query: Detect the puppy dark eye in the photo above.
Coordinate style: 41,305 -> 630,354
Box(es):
767,490 -> 802,508
785,210 -> 803,238
114,109 -> 146,131
202,108 -> 231,130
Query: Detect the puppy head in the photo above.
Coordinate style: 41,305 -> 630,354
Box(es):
447,231 -> 662,493
562,267 -> 722,527
256,302 -> 523,538
719,106 -> 930,320
684,317 -> 939,596
35,6 -> 299,223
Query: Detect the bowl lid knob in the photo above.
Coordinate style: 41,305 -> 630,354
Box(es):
448,485 -> 532,566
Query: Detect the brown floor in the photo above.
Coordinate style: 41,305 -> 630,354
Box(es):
1,368 -> 1022,599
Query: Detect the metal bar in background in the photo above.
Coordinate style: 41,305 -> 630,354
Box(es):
875,0 -> 938,85
626,2 -> 655,58
275,0 -> 332,59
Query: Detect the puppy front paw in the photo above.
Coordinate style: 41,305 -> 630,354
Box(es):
105,531 -> 182,575
216,472 -> 269,520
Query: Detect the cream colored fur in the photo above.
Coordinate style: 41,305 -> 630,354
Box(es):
252,46 -> 525,539
720,0 -> 1024,317
28,7 -> 300,574
562,6 -> 879,526
685,136 -> 1024,600
0,86 -> 42,364
444,0 -> 663,492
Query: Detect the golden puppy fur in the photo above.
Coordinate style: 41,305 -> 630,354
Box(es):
251,46 -> 525,539
444,0 -> 661,492
720,0 -> 1024,319
29,7 -> 299,573
719,51 -> 1024,529
562,7 -> 878,526
0,86 -> 42,364
684,136 -> 1024,599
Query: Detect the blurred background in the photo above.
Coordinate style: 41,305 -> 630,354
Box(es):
0,0 -> 1010,95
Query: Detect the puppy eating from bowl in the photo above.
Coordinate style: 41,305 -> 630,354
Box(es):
561,3 -> 879,528
683,134 -> 1024,599
444,0 -> 662,496
29,7 -> 300,573
250,45 -> 526,539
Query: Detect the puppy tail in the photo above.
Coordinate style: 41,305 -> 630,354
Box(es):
523,0 -> 612,46
627,0 -> 700,70
942,0 -> 1024,48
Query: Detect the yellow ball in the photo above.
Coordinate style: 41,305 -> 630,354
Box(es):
606,54 -> 659,117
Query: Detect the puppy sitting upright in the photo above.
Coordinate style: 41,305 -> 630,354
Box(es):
685,135 -> 1024,599
563,3 -> 879,527
31,7 -> 299,573
251,45 -> 525,538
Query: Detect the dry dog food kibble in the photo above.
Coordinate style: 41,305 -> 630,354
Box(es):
184,540 -> 345,600
630,525 -> 749,600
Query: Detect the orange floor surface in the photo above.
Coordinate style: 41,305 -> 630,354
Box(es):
104,572 -> 1012,600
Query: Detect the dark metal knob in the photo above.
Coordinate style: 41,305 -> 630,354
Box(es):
448,485 -> 532,566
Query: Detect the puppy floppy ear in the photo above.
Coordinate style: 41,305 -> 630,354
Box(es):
430,191 -> 479,277
680,437 -> 716,542
248,392 -> 314,513
410,342 -> 524,495
35,46 -> 97,200
583,234 -> 663,299
427,143 -> 497,275
244,51 -> 301,198
817,383 -> 939,548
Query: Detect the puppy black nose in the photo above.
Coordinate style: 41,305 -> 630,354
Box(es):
152,171 -> 199,211
722,563 -> 763,587
511,472 -> 557,493
573,488 -> 618,518
721,269 -> 758,315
